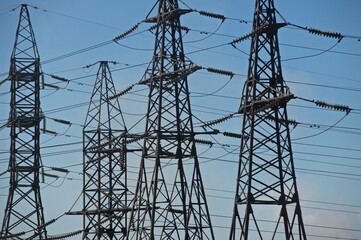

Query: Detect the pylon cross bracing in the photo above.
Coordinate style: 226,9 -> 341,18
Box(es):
126,0 -> 215,239
229,0 -> 307,239
82,61 -> 129,240
1,4 -> 48,240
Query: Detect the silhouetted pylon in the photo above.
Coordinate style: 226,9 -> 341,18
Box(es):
126,0 -> 214,239
229,0 -> 307,239
1,4 -> 47,239
81,61 -> 129,239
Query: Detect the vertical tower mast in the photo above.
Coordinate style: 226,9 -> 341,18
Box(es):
82,61 -> 128,239
127,0 -> 214,239
1,5 -> 47,239
229,0 -> 307,239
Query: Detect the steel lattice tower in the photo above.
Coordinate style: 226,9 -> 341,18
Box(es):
229,0 -> 307,239
82,61 -> 128,239
1,5 -> 47,239
126,0 -> 214,239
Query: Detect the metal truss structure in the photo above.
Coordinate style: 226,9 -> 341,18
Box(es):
82,61 -> 128,239
126,0 -> 214,239
229,0 -> 307,239
1,5 -> 48,240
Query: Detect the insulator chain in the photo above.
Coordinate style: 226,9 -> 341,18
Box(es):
0,232 -> 26,239
253,100 -> 281,114
231,24 -> 269,45
166,66 -> 202,85
87,137 -> 118,151
314,100 -> 351,112
47,230 -> 82,240
194,139 -> 214,146
239,94 -> 294,114
51,167 -> 70,173
50,74 -> 69,82
37,218 -> 58,229
149,24 -> 158,32
43,172 -> 59,179
206,67 -> 234,78
265,116 -> 298,126
223,131 -> 248,139
52,118 -> 71,125
125,134 -> 146,144
203,113 -> 235,127
114,23 -> 140,41
43,82 -> 60,89
198,11 -> 226,21
110,84 -> 134,100
307,27 -> 343,40
41,128 -> 58,135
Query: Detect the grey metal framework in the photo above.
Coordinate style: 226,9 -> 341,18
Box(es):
229,0 -> 307,239
126,0 -> 214,239
1,5 -> 47,240
82,61 -> 129,239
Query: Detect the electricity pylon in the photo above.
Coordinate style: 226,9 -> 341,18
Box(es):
82,61 -> 128,239
229,0 -> 307,239
126,0 -> 214,239
1,4 -> 48,239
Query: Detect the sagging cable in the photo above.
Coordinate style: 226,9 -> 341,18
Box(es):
113,23 -> 141,41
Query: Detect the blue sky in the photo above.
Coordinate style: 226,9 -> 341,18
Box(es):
0,0 -> 360,239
